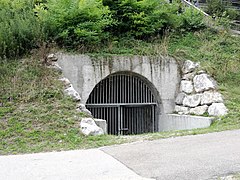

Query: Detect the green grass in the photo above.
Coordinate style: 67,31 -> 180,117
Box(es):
234,173 -> 240,180
0,28 -> 240,155
0,58 -> 125,155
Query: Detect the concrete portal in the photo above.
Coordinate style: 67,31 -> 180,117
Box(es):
57,53 -> 213,133
57,53 -> 180,114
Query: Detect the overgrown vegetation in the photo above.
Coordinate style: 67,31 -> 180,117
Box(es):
206,0 -> 240,20
0,0 -> 43,59
35,0 -> 205,49
0,0 -> 206,58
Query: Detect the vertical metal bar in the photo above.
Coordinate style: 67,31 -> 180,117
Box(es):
119,76 -> 123,103
103,79 -> 105,104
100,81 -> 103,103
139,80 -> 142,103
130,76 -> 132,103
135,108 -> 138,134
122,75 -> 124,103
126,76 -> 130,103
152,105 -> 155,133
111,107 -> 113,135
122,75 -> 125,103
147,87 -> 150,103
117,106 -> 120,135
136,78 -> 139,103
108,77 -> 110,103
136,77 -> 138,103
111,76 -> 114,103
115,75 -> 117,103
130,107 -> 132,134
110,107 -> 113,134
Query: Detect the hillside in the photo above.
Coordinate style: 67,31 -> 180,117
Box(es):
0,0 -> 240,154
1,29 -> 240,155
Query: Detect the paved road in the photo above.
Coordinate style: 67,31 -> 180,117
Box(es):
0,130 -> 240,180
102,130 -> 240,180
0,149 -> 150,180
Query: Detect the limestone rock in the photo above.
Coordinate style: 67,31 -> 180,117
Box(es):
182,72 -> 195,80
76,103 -> 92,117
180,80 -> 193,94
80,118 -> 104,136
183,94 -> 202,107
59,77 -> 71,88
197,70 -> 206,75
50,62 -> 63,72
175,105 -> 189,115
64,85 -> 81,101
189,105 -> 208,115
47,53 -> 58,61
193,74 -> 217,93
208,103 -> 228,116
182,60 -> 200,74
175,92 -> 187,105
201,91 -> 223,105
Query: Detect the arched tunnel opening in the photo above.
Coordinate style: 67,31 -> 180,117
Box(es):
86,72 -> 160,135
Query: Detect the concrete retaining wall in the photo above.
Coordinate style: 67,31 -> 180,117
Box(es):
159,114 -> 214,132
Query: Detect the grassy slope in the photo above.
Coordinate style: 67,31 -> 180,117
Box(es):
0,29 -> 239,155
0,58 -> 123,154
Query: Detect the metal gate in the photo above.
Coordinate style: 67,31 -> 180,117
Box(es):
86,73 -> 158,135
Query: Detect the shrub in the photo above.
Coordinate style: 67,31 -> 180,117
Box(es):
206,0 -> 227,17
179,8 -> 206,31
0,0 -> 43,59
226,8 -> 240,20
103,0 -> 181,38
36,0 -> 113,48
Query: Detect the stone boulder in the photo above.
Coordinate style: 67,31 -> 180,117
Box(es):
47,53 -> 58,61
189,105 -> 208,115
59,77 -> 71,88
64,85 -> 81,101
80,118 -> 104,136
175,105 -> 189,115
182,60 -> 200,74
180,80 -> 193,94
175,92 -> 187,105
201,91 -> 223,105
183,94 -> 202,108
76,103 -> 92,117
197,70 -> 206,75
182,72 -> 195,80
193,74 -> 217,93
49,62 -> 63,72
208,103 -> 228,116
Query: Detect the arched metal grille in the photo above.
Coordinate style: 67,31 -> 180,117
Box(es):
86,73 -> 158,135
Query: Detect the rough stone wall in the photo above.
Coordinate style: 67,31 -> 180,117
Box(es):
174,60 -> 228,116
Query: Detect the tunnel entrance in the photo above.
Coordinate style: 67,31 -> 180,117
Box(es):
86,72 -> 158,135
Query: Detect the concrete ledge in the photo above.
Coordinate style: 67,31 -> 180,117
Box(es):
95,119 -> 107,134
159,114 -> 214,132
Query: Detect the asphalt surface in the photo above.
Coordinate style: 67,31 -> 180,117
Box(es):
0,149 -> 150,180
0,130 -> 240,180
102,130 -> 240,180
